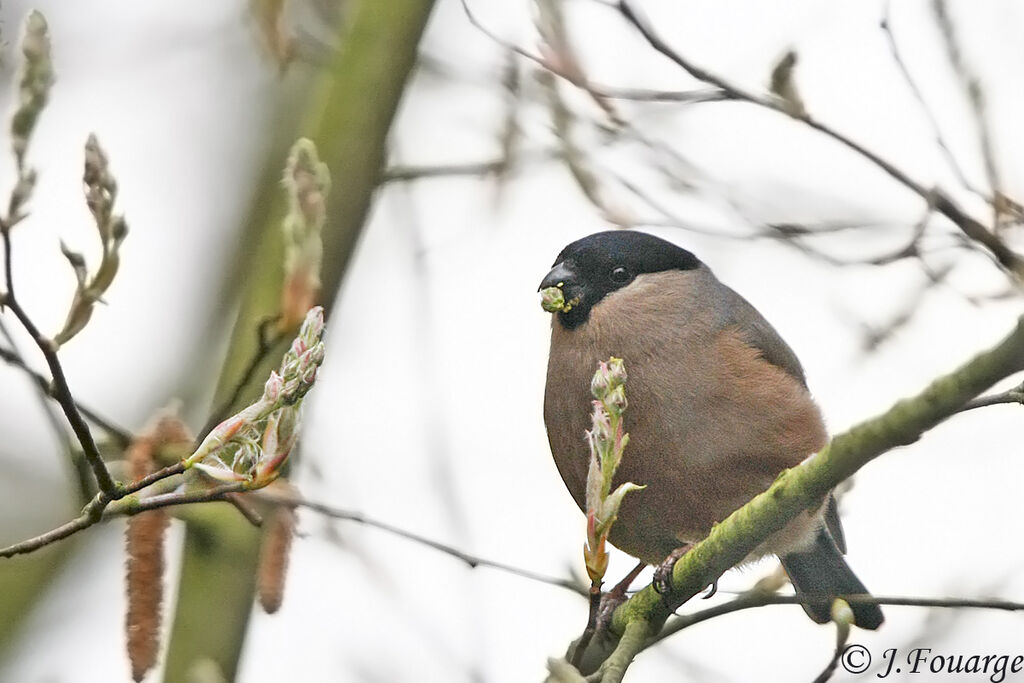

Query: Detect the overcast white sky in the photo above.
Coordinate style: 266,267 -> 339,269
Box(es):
2,1 -> 1024,681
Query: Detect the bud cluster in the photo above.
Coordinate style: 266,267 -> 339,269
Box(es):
582,357 -> 644,584
7,11 -> 54,225
54,134 -> 129,346
280,138 -> 328,330
186,307 -> 326,489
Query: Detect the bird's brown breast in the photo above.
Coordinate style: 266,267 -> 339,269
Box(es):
543,270 -> 827,564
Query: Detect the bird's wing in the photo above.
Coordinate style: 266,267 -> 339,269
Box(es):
719,285 -> 808,387
719,283 -> 849,552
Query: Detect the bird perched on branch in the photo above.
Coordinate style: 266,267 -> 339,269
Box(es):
539,230 -> 883,629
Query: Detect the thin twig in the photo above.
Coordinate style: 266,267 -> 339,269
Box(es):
879,1 -> 982,202
812,616 -> 850,683
197,315 -> 282,442
1,318 -> 78,466
0,481 -> 245,559
614,0 -> 1024,276
257,491 -> 588,595
225,492 -> 264,526
381,149 -> 561,185
0,483 -> 588,596
931,0 -> 1005,225
0,340 -> 132,446
2,228 -> 120,496
959,381 -> 1024,412
459,0 -> 730,123
121,461 -> 186,496
596,87 -> 730,104
383,160 -> 512,183
572,587 -> 603,668
461,0 -> 620,124
651,593 -> 1024,646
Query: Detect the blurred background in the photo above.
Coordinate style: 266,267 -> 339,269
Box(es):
1,0 -> 1024,681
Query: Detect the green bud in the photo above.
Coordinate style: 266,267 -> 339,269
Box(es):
606,357 -> 626,386
830,598 -> 854,626
604,384 -> 628,416
540,286 -> 565,312
590,364 -> 611,399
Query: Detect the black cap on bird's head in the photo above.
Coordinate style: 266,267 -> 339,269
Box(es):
539,230 -> 702,329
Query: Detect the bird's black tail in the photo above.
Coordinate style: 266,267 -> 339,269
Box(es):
780,527 -> 884,630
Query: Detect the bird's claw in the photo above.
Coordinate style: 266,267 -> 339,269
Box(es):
653,544 -> 693,595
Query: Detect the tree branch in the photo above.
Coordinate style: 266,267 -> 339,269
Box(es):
652,592 -> 1024,646
257,491 -> 587,595
959,381 -> 1024,412
879,1 -> 981,202
614,0 -> 1024,277
0,483 -> 586,596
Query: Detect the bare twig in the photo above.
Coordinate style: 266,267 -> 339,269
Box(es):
224,492 -> 264,527
931,0 -> 1006,228
2,228 -> 121,497
597,87 -> 730,104
0,482 -> 587,596
540,71 -> 629,225
651,593 -> 1024,646
613,0 -> 1024,276
459,0 -> 729,122
959,381 -> 1024,412
383,160 -> 515,183
0,481 -> 246,559
122,462 -> 187,497
0,338 -> 132,446
812,615 -> 850,683
572,588 -> 603,668
879,1 -> 982,202
0,320 -> 93,500
460,0 -> 620,124
257,491 -> 588,595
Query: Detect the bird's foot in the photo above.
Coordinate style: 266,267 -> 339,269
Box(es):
594,561 -> 646,635
653,544 -> 694,595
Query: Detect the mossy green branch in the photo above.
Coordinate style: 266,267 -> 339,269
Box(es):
601,316 -> 1024,665
598,619 -> 650,683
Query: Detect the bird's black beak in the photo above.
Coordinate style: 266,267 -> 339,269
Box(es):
539,261 -> 575,291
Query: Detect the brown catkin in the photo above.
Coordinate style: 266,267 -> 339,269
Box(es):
124,436 -> 167,682
257,502 -> 296,614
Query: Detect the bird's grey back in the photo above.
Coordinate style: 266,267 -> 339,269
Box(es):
712,280 -> 809,387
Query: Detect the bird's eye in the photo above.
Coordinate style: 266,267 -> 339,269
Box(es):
610,266 -> 631,283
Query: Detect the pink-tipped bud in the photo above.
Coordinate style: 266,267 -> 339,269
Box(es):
589,402 -> 613,445
299,306 -> 325,345
263,371 -> 284,403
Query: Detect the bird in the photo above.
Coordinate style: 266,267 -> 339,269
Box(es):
539,229 -> 883,629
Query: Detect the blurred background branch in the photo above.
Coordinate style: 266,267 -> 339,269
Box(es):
162,2 -> 437,680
